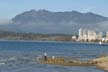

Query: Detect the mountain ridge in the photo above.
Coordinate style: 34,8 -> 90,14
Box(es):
12,9 -> 108,24
0,9 -> 108,34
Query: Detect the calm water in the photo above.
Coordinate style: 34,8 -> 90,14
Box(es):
0,41 -> 107,72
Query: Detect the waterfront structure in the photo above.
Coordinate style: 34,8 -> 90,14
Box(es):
78,28 -> 104,42
72,36 -> 77,41
87,30 -> 97,41
97,32 -> 102,41
78,28 -> 97,42
78,28 -> 88,41
78,28 -> 83,41
82,29 -> 88,41
83,34 -> 88,42
77,28 -> 108,42
105,32 -> 108,42
102,38 -> 105,42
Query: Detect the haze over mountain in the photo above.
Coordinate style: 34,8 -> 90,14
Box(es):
0,9 -> 108,34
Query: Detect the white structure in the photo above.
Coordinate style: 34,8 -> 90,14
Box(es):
105,32 -> 108,42
77,28 -> 106,42
102,38 -> 105,42
97,32 -> 102,41
72,36 -> 77,41
83,34 -> 88,42
87,30 -> 97,41
78,28 -> 83,41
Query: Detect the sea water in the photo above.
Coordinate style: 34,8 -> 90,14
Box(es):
0,41 -> 107,72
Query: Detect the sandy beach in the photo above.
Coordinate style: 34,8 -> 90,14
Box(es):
97,62 -> 108,71
92,56 -> 108,71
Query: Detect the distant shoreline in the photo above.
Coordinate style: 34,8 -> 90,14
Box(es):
0,39 -> 107,45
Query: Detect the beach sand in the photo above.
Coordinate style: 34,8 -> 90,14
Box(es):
96,61 -> 108,71
92,56 -> 108,71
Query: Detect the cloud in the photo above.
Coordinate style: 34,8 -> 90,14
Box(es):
0,18 -> 13,25
81,7 -> 96,13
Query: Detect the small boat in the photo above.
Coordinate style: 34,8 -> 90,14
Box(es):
98,42 -> 108,46
99,41 -> 102,45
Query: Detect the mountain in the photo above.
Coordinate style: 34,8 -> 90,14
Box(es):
12,9 -> 108,24
0,9 -> 108,34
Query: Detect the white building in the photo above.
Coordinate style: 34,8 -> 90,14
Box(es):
105,32 -> 108,42
83,34 -> 88,42
97,32 -> 102,41
87,30 -> 97,41
78,28 -> 83,41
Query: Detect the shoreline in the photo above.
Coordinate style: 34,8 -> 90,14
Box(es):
0,39 -> 107,44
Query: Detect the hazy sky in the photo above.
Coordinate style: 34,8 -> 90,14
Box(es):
0,0 -> 107,19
